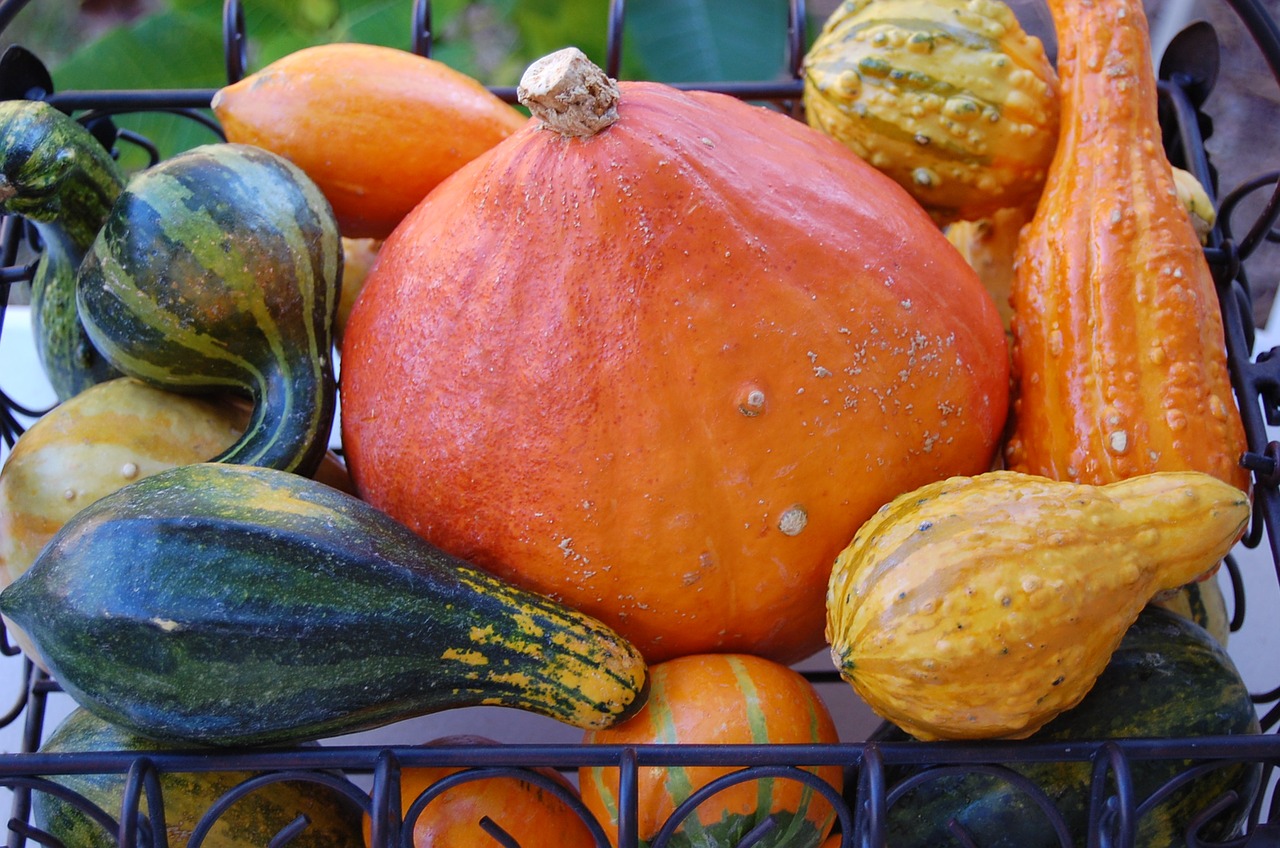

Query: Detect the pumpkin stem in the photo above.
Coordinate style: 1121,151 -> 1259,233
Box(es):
517,47 -> 620,138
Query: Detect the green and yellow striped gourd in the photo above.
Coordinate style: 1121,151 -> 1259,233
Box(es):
802,0 -> 1059,224
75,142 -> 341,476
0,462 -> 649,747
35,708 -> 365,848
0,99 -> 125,399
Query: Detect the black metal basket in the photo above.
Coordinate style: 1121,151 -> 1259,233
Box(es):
3,1 -> 1280,846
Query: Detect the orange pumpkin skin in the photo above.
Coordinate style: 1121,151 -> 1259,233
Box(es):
340,74 -> 1010,663
362,735 -> 595,848
212,43 -> 527,239
578,653 -> 843,848
1004,0 -> 1249,492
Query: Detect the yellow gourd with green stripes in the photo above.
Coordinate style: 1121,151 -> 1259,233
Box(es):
803,0 -> 1059,224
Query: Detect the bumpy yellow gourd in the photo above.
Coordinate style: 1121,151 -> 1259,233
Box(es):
826,470 -> 1249,741
1171,165 -> 1216,244
802,0 -> 1059,224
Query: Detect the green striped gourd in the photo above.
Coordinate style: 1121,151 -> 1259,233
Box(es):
0,99 -> 124,399
0,377 -> 242,668
870,606 -> 1262,847
0,462 -> 649,747
75,143 -> 340,476
1152,576 -> 1231,645
802,0 -> 1059,224
34,707 -> 364,848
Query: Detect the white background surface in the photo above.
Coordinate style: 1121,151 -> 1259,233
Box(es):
1,298 -> 1277,775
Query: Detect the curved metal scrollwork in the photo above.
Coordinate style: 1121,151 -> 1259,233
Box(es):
642,763 -> 848,848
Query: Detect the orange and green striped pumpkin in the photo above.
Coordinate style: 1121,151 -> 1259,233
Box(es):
579,653 -> 842,848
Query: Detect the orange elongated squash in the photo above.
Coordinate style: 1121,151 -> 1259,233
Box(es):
213,43 -> 527,239
1003,0 -> 1249,493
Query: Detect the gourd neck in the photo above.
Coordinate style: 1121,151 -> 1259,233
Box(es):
517,47 -> 620,138
209,362 -> 336,478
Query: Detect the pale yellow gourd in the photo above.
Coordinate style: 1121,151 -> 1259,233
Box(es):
1171,165 -> 1216,244
825,470 -> 1249,741
944,205 -> 1031,334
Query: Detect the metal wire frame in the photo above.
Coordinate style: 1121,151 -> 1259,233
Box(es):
1,0 -> 1280,847
0,737 -> 1274,848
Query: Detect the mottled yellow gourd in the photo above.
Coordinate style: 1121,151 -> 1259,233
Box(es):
825,470 -> 1249,741
802,0 -> 1059,224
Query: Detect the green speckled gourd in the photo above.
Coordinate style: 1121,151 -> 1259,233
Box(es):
0,462 -> 649,747
34,708 -> 365,848
0,99 -> 124,399
75,143 -> 341,476
802,0 -> 1059,224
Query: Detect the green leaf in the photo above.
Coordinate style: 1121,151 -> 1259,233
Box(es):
43,0 -> 488,167
50,7 -> 226,172
33,0 -> 801,170
623,0 -> 791,83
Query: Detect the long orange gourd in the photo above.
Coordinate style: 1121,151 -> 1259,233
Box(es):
1004,0 -> 1249,493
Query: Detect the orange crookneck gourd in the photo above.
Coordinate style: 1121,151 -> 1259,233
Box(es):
1003,0 -> 1250,493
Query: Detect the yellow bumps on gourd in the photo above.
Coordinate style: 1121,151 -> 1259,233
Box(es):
825,470 -> 1249,741
802,0 -> 1059,224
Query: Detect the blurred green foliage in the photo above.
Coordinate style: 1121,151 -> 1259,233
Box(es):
0,0 -> 804,170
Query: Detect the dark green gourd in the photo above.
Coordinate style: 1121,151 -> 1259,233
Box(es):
0,463 -> 650,747
868,606 -> 1262,847
0,99 -> 124,399
75,142 -> 341,476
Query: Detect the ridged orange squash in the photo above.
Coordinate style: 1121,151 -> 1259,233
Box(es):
212,43 -> 527,239
578,653 -> 843,848
1003,0 -> 1249,492
340,48 -> 1010,664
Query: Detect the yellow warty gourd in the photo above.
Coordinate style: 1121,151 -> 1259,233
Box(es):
826,470 -> 1249,741
802,0 -> 1059,224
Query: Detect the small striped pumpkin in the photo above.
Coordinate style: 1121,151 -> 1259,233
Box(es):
579,653 -> 842,848
75,142 -> 341,477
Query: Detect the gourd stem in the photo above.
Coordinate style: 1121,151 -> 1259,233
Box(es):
516,47 -> 620,138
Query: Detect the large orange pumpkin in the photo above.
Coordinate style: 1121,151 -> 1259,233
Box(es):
578,653 -> 844,848
340,48 -> 1009,664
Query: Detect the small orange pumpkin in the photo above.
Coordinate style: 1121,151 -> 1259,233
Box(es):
340,48 -> 1009,664
578,653 -> 843,848
212,43 -> 527,239
362,735 -> 597,848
